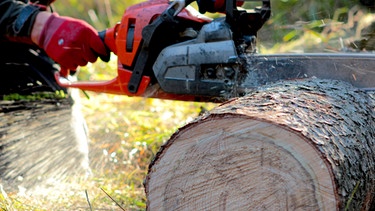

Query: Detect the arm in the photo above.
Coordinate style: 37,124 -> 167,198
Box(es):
30,11 -> 50,45
1,0 -> 108,71
0,0 -> 42,42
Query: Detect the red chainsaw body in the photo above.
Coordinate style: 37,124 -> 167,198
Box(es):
56,0 -> 211,99
54,1 -> 375,101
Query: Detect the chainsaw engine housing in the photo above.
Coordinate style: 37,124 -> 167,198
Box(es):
153,19 -> 242,97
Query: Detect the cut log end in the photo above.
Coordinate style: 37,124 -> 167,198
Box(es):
146,116 -> 337,210
146,79 -> 375,210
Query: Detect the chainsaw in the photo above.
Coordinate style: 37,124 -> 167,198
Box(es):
55,0 -> 375,102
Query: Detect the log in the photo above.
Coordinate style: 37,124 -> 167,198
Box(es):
0,42 -> 91,192
0,90 -> 90,191
145,79 -> 375,210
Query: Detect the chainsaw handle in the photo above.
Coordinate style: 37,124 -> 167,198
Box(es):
98,30 -> 111,62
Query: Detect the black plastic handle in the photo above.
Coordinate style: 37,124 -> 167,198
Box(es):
98,30 -> 111,62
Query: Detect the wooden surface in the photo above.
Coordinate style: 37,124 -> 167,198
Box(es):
0,93 -> 90,191
145,79 -> 375,210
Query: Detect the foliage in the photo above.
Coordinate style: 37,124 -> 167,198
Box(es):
239,0 -> 375,53
53,0 -> 146,29
258,1 -> 374,53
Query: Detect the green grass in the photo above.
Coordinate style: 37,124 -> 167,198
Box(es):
80,93 -> 216,210
0,91 -> 215,210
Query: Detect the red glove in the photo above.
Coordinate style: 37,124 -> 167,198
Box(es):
38,13 -> 107,71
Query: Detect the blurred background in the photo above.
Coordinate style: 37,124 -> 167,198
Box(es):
52,0 -> 375,53
1,0 -> 374,210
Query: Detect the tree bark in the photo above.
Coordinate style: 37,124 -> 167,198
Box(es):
145,79 -> 375,210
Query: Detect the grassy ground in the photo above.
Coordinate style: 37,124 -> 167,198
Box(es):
0,92 -> 216,210
80,93 -> 216,210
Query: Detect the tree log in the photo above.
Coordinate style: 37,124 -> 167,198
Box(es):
0,42 -> 91,192
0,91 -> 90,191
145,79 -> 375,210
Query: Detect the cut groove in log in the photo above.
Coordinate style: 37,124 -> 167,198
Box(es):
145,79 -> 375,210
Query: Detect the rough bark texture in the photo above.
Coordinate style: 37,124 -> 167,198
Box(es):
145,79 -> 375,210
0,91 -> 90,191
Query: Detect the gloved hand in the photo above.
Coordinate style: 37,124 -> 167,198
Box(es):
37,13 -> 108,71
